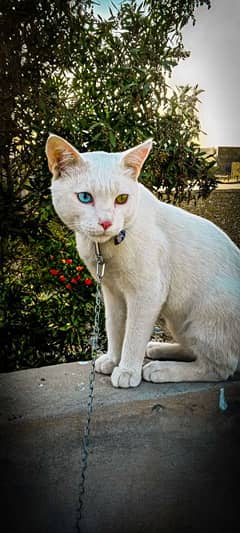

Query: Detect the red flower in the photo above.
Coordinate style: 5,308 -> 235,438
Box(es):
50,269 -> 59,276
66,283 -> 72,290
84,278 -> 93,286
65,259 -> 73,264
70,278 -> 78,284
75,274 -> 81,281
59,275 -> 66,282
76,265 -> 84,272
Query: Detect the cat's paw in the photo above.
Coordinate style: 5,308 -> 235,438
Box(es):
95,354 -> 116,375
143,361 -> 172,382
143,361 -> 162,382
111,366 -> 142,388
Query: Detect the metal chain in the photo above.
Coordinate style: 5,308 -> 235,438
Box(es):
76,246 -> 105,532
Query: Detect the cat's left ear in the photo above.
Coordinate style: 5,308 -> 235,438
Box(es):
121,139 -> 153,180
46,134 -> 85,178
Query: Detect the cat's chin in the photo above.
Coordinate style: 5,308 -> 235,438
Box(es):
87,232 -> 114,244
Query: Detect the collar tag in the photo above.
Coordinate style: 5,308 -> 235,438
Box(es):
114,229 -> 126,246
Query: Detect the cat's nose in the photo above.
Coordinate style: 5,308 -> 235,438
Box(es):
100,220 -> 112,231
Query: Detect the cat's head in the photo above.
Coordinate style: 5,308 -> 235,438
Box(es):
46,135 -> 152,243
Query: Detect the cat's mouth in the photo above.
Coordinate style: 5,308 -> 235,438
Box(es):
85,228 -> 120,244
82,231 -> 115,243
89,233 -> 114,243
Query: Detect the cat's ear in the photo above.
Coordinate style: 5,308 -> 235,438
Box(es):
121,139 -> 152,179
46,134 -> 85,178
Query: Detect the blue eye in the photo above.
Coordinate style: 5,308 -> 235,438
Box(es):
77,192 -> 93,204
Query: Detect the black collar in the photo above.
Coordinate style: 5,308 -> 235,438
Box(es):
114,229 -> 126,245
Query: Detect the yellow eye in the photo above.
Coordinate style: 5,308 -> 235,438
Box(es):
115,194 -> 128,205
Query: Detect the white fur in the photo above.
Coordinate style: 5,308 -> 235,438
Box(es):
46,135 -> 240,388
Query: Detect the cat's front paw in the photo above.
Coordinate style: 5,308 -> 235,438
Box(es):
95,354 -> 116,375
111,366 -> 142,388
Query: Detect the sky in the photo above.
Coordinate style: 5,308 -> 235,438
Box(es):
96,0 -> 240,148
171,0 -> 240,147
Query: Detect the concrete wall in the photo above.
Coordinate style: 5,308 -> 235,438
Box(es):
1,363 -> 240,533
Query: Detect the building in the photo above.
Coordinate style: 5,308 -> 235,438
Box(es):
202,146 -> 240,182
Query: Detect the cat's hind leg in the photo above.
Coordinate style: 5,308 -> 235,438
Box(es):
146,341 -> 195,362
144,308 -> 240,382
143,358 -> 230,383
143,338 -> 238,382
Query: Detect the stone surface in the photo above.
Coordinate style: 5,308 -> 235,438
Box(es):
1,363 -> 240,533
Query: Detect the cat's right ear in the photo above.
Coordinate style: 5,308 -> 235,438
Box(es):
45,134 -> 85,178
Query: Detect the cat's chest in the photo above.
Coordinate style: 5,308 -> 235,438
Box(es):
76,233 -> 140,289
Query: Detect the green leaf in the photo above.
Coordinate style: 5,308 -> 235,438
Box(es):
109,130 -> 117,147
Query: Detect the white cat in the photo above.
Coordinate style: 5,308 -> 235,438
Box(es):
46,135 -> 240,388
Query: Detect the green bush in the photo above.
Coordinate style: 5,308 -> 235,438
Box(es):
0,223 -> 106,372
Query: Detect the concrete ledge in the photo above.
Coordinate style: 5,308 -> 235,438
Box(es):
0,361 -> 224,422
1,363 -> 240,533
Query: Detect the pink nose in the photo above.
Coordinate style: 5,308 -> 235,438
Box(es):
100,220 -> 112,231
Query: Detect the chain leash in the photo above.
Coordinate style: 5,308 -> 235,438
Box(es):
76,244 -> 105,533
